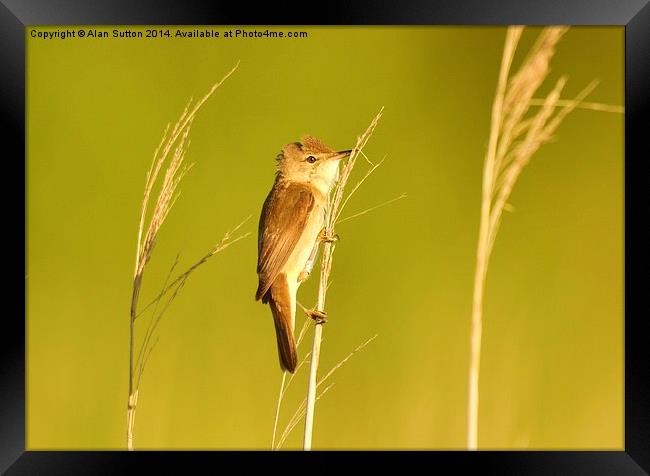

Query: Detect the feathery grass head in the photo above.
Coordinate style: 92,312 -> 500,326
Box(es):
467,26 -> 623,450
127,62 -> 244,451
482,27 -> 600,262
133,61 -> 240,281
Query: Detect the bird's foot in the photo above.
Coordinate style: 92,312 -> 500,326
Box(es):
319,228 -> 339,244
308,309 -> 328,325
298,269 -> 310,283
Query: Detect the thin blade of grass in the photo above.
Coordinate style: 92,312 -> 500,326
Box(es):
336,193 -> 407,225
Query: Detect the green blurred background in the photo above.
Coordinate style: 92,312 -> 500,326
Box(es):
26,26 -> 623,450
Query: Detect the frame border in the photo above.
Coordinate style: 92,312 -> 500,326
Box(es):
4,0 -> 648,473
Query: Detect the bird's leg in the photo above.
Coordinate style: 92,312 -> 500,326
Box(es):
319,227 -> 339,244
298,240 -> 321,283
308,309 -> 328,325
299,228 -> 339,283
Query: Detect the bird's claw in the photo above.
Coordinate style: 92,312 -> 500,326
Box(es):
308,309 -> 328,325
319,229 -> 339,244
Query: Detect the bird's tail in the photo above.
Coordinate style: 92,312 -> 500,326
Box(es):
267,276 -> 297,373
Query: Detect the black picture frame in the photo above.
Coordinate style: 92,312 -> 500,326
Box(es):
4,1 -> 648,473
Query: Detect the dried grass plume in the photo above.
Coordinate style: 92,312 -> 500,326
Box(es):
127,62 -> 248,450
467,26 -> 623,450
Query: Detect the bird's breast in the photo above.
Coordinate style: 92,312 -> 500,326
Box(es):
282,203 -> 324,281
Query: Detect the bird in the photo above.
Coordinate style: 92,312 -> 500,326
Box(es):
256,136 -> 351,373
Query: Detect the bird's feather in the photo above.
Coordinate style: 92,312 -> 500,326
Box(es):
256,179 -> 315,302
267,274 -> 298,372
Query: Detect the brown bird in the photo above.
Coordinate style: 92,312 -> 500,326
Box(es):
256,136 -> 351,373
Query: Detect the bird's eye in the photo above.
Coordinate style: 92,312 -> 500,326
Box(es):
306,155 -> 317,164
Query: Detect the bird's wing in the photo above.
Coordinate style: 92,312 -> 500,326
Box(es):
256,181 -> 316,301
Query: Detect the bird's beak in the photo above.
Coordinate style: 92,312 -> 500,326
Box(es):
329,149 -> 352,161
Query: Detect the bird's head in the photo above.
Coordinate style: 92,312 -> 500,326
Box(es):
276,136 -> 351,193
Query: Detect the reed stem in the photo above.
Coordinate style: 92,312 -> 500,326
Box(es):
302,109 -> 384,450
126,63 -> 240,450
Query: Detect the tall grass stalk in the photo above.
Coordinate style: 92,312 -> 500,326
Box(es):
271,310 -> 312,449
467,26 -> 623,449
277,334 -> 378,449
127,62 -> 245,450
302,109 -> 384,450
